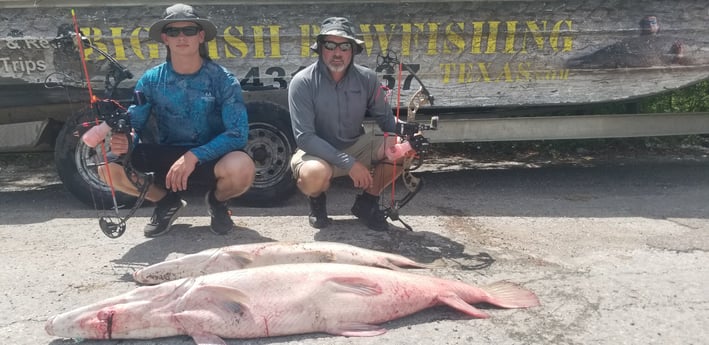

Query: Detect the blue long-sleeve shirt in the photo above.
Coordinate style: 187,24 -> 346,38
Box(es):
128,60 -> 248,164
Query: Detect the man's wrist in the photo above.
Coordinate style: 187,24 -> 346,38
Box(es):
184,150 -> 200,165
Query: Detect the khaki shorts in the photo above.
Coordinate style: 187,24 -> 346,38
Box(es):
291,131 -> 388,179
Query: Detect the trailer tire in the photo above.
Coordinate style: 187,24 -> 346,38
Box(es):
54,109 -> 137,209
239,101 -> 297,206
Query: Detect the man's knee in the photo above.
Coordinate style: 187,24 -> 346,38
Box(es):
296,160 -> 332,195
216,151 -> 255,180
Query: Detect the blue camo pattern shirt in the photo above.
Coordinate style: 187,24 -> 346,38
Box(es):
128,60 -> 248,164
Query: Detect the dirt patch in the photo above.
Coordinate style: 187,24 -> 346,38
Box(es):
427,135 -> 709,170
0,152 -> 59,192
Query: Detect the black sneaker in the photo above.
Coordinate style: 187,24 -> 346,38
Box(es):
308,193 -> 332,228
144,193 -> 186,237
351,193 -> 389,231
206,189 -> 234,235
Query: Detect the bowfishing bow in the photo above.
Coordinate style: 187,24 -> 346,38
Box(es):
64,10 -> 153,238
376,49 -> 439,230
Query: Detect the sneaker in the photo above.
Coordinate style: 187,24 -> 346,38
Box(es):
206,189 -> 234,235
308,193 -> 332,228
144,193 -> 186,237
351,193 -> 389,231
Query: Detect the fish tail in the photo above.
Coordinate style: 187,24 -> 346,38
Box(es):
482,281 -> 540,309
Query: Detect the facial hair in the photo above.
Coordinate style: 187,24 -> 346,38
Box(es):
325,59 -> 347,73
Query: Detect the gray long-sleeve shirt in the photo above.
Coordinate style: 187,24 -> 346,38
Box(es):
288,60 -> 396,171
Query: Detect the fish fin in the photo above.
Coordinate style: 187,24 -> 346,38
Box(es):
482,281 -> 541,308
381,256 -> 432,270
375,261 -> 403,271
191,333 -> 228,345
437,293 -> 490,318
330,321 -> 388,337
220,250 -> 255,267
327,277 -> 383,296
195,285 -> 252,315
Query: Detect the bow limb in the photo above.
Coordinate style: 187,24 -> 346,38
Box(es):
383,157 -> 424,231
98,131 -> 153,238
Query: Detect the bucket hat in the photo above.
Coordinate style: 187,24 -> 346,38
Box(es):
148,3 -> 217,42
310,17 -> 365,54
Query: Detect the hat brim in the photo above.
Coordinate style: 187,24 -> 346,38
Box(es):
148,19 -> 217,42
310,31 -> 365,54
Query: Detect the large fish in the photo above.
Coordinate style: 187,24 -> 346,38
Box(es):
133,241 -> 429,284
46,263 -> 540,344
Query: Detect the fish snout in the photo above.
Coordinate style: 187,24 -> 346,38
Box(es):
44,316 -> 56,335
132,270 -> 142,282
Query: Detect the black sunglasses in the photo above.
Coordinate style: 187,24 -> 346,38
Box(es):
163,26 -> 201,37
322,40 -> 353,52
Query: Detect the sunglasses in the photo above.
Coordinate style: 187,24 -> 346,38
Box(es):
322,40 -> 353,52
163,26 -> 201,37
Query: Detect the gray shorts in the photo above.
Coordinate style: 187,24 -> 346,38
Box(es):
290,132 -> 387,179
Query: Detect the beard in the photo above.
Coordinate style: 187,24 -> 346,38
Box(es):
325,57 -> 349,73
326,61 -> 347,73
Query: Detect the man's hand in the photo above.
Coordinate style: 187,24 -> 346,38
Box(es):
109,134 -> 130,155
348,161 -> 373,190
166,151 -> 198,192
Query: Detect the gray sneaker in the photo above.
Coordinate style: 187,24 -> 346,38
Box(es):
143,193 -> 186,237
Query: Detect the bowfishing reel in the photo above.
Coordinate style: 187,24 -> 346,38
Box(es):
96,100 -> 131,133
80,99 -> 132,148
98,90 -> 145,133
393,119 -> 438,155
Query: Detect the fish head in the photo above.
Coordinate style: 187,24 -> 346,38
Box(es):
46,298 -> 179,339
45,307 -> 110,339
46,284 -> 187,339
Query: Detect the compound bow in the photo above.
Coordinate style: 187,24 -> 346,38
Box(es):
49,10 -> 153,238
376,50 -> 439,230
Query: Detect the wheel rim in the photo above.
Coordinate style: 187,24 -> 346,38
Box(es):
73,140 -> 111,193
246,122 -> 293,189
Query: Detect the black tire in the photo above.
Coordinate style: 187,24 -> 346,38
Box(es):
239,101 -> 297,206
54,108 -> 137,209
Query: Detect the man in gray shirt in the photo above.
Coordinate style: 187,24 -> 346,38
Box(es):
288,17 -> 400,231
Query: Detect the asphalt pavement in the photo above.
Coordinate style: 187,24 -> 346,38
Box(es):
1,152 -> 708,345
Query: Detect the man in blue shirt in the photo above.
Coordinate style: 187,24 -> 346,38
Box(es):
289,17 -> 401,231
105,4 -> 255,237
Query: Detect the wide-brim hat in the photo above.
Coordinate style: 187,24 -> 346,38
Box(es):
310,17 -> 365,54
148,3 -> 217,42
